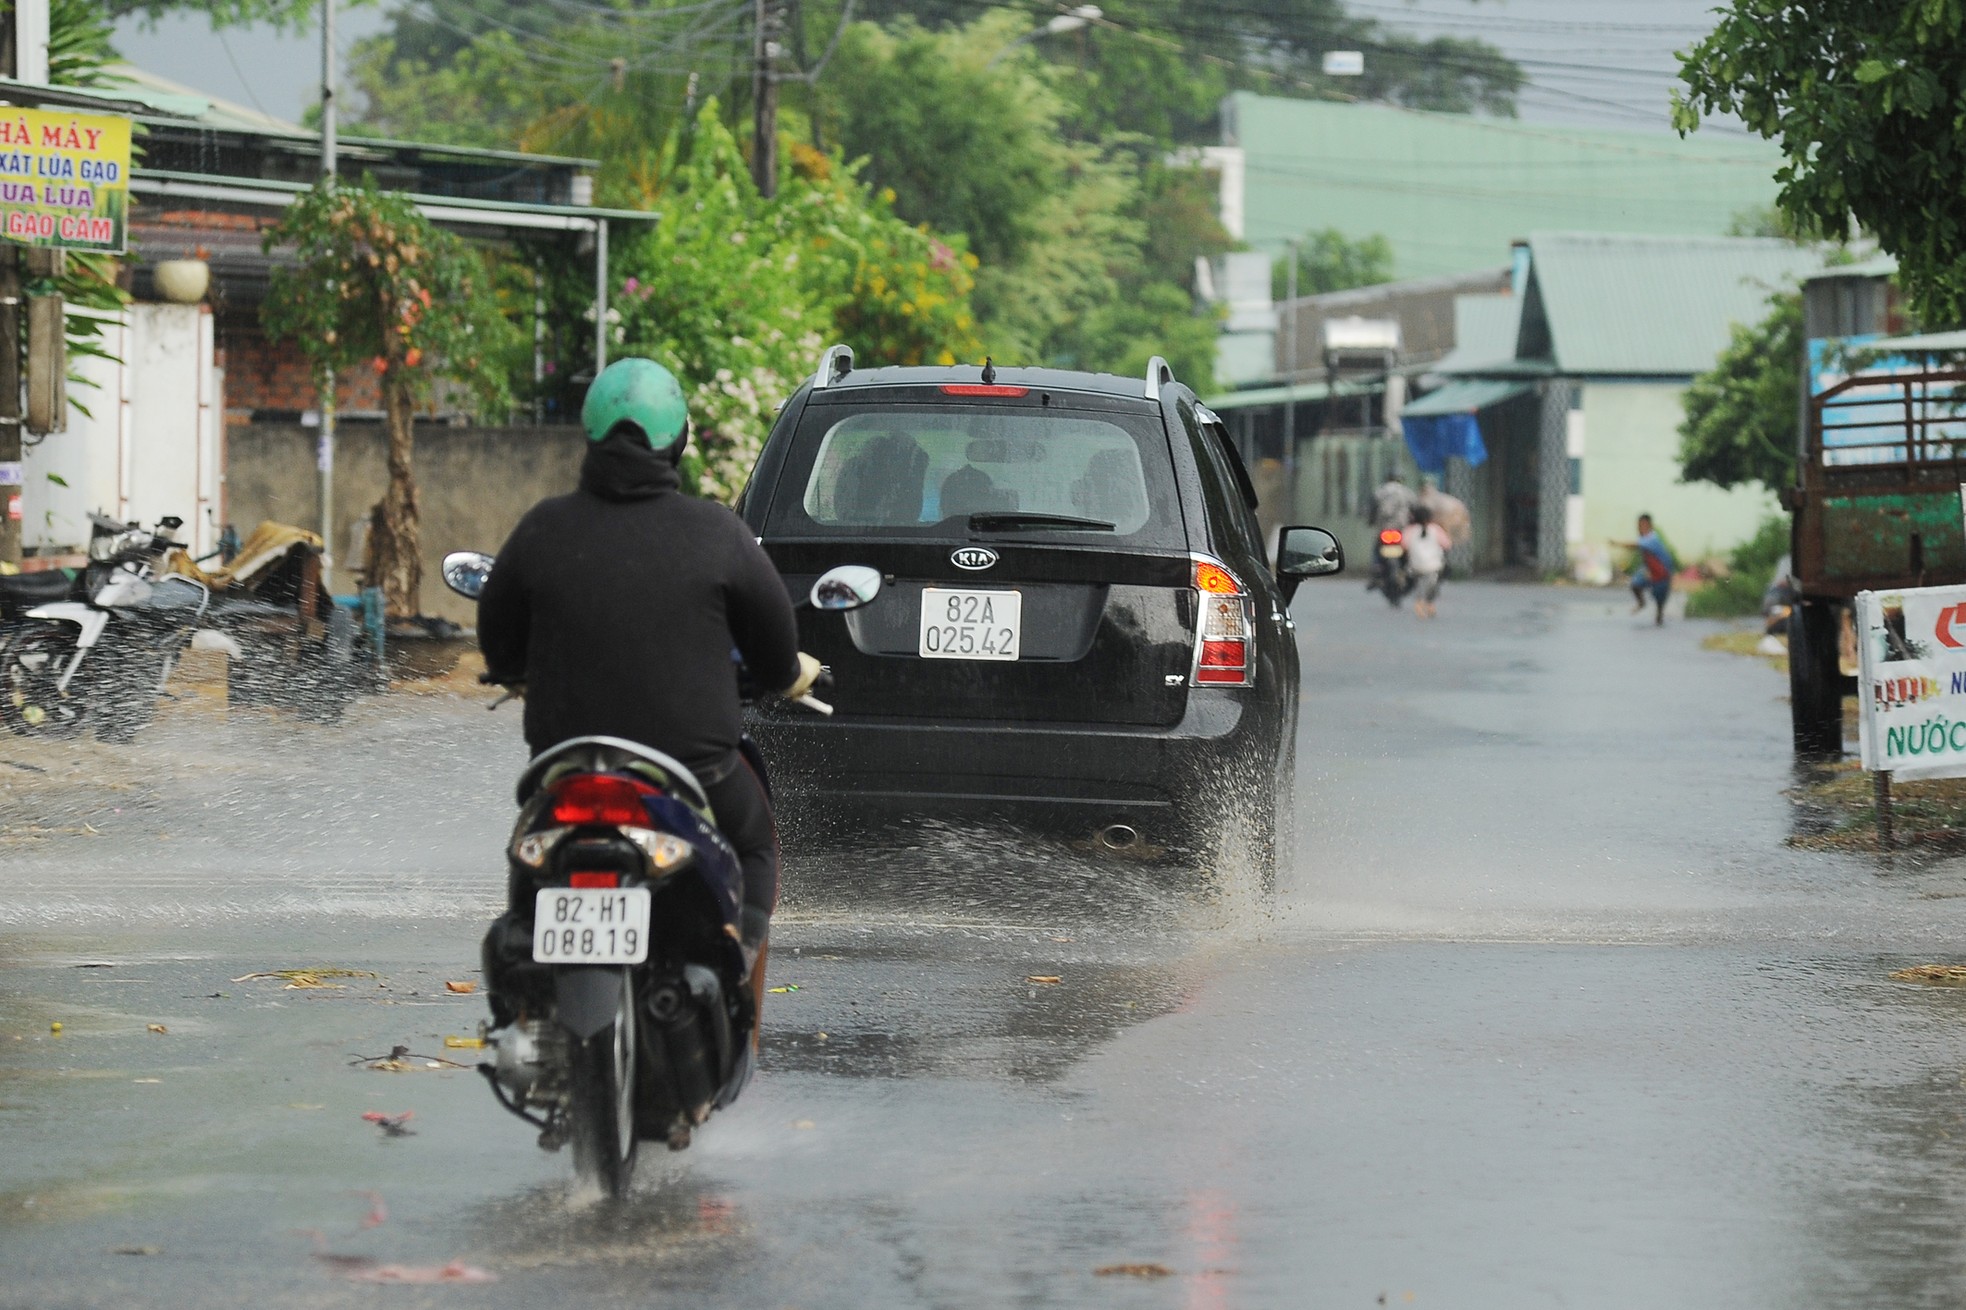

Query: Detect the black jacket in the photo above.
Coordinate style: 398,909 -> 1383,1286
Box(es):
477,433 -> 801,771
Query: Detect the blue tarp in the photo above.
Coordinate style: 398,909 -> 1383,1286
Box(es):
1400,412 -> 1488,474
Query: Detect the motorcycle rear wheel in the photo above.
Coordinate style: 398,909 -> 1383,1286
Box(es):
566,972 -> 639,1198
0,628 -> 87,737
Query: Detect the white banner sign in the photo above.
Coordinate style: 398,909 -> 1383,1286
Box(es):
1857,586 -> 1966,779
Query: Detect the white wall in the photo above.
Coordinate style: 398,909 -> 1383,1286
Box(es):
23,303 -> 222,558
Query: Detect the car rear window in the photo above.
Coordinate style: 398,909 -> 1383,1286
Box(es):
770,401 -> 1182,546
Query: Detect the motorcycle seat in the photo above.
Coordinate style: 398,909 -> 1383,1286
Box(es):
0,569 -> 78,608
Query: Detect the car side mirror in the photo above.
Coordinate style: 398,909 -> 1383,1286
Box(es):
1276,525 -> 1343,602
441,550 -> 495,600
809,564 -> 882,611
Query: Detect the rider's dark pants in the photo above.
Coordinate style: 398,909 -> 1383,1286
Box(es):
703,756 -> 778,944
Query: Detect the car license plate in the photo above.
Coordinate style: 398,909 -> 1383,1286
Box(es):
532,887 -> 651,964
920,587 -> 1021,660
1378,545 -> 1405,558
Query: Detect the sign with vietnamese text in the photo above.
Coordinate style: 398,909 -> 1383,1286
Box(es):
0,107 -> 130,253
1857,586 -> 1966,778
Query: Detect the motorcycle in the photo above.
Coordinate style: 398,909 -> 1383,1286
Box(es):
439,550 -> 880,1197
0,514 -> 212,741
1369,525 -> 1415,608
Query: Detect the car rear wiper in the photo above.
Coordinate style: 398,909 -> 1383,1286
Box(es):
967,512 -> 1116,533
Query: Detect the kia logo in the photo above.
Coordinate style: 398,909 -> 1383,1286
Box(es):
951,546 -> 999,571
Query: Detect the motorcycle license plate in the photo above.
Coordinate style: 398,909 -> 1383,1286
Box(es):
1378,545 -> 1405,558
919,587 -> 1020,660
532,887 -> 651,964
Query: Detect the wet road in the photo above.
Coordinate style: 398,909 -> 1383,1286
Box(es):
8,581 -> 1966,1308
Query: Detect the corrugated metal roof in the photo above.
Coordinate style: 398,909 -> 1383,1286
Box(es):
1431,294 -> 1520,374
1522,231 -> 1826,376
1866,329 -> 1966,353
1401,378 -> 1535,418
1201,378 -> 1340,410
1227,91 -> 1785,279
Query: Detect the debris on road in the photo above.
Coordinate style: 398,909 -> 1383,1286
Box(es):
443,980 -> 476,995
442,1035 -> 486,1049
1027,975 -> 1062,985
340,1260 -> 497,1285
767,984 -> 800,994
358,1191 -> 389,1228
1889,964 -> 1966,986
48,1022 -> 60,1034
133,1078 -> 161,1085
350,1045 -> 470,1072
112,1245 -> 162,1257
232,969 -> 378,989
146,1023 -> 168,1034
1095,1263 -> 1174,1278
361,1111 -> 416,1138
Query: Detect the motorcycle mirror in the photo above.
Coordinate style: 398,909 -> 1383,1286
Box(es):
442,550 -> 496,601
159,516 -> 184,532
809,564 -> 882,611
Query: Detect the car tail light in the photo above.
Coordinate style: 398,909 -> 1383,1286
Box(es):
1378,528 -> 1403,545
938,384 -> 1029,397
1192,558 -> 1253,687
569,871 -> 619,889
549,774 -> 656,826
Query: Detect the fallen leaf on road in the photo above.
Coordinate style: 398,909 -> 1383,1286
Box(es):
767,985 -> 800,994
361,1111 -> 416,1137
232,969 -> 377,989
1891,964 -> 1966,986
443,1036 -> 486,1049
1027,975 -> 1062,985
112,1245 -> 161,1256
1095,1263 -> 1174,1278
146,1024 -> 168,1034
340,1261 -> 497,1285
443,980 -> 477,995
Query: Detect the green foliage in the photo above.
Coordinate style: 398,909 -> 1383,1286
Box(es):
1685,516 -> 1789,618
1273,227 -> 1395,299
344,28 -> 543,149
1676,3 -> 1966,324
1678,288 -> 1801,493
607,105 -> 984,501
260,177 -> 518,415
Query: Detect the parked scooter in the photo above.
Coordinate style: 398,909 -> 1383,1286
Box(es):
439,550 -> 880,1197
0,514 -> 212,741
1369,526 -> 1415,608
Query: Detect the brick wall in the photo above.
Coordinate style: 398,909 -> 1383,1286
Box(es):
221,329 -> 383,423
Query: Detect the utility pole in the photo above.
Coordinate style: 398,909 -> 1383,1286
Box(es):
0,2 -> 35,567
318,0 -> 338,591
751,0 -> 778,198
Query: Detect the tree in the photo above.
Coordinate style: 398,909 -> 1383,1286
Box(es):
1677,288 -> 1801,493
1676,3 -> 1966,323
261,180 -> 518,617
1273,228 -> 1394,299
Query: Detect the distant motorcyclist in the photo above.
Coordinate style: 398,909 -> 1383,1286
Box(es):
1372,473 -> 1417,533
476,358 -> 820,996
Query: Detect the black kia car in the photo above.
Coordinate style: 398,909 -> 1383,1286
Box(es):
738,347 -> 1343,874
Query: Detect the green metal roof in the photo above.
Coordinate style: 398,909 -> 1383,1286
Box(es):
1520,231 -> 1827,376
1202,378 -> 1340,410
1227,91 -> 1786,279
1401,378 -> 1535,418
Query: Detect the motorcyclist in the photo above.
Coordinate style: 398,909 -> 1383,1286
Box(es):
475,357 -> 820,1002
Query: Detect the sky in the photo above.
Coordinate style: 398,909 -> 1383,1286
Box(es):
109,0 -> 1731,135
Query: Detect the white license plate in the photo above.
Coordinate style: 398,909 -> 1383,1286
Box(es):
532,887 -> 651,964
919,587 -> 1021,660
1378,545 -> 1405,558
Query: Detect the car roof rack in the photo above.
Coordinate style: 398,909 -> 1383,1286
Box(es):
811,344 -> 855,390
1143,355 -> 1173,400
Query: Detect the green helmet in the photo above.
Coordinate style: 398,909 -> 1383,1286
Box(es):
582,358 -> 689,452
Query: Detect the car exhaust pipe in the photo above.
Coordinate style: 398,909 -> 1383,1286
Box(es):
1097,823 -> 1140,852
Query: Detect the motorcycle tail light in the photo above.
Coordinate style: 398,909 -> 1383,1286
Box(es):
549,774 -> 657,826
569,871 -> 619,889
1378,528 -> 1403,545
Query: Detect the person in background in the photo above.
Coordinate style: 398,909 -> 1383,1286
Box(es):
1402,504 -> 1451,620
1613,513 -> 1677,626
